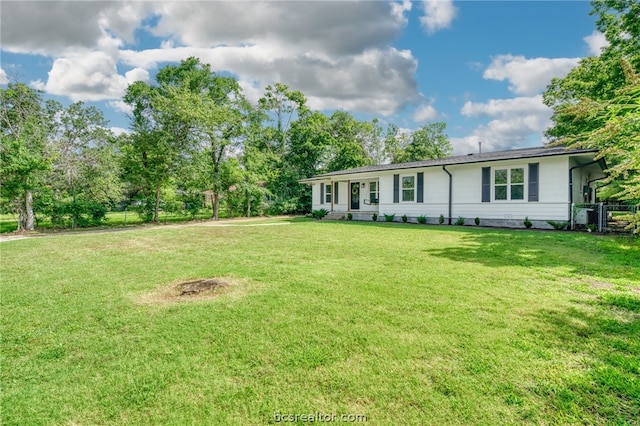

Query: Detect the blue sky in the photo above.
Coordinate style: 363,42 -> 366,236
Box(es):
0,1 -> 605,155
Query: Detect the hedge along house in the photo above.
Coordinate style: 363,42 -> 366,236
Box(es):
299,146 -> 606,229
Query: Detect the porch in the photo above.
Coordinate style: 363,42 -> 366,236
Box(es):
322,178 -> 379,214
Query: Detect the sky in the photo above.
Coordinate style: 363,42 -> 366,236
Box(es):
0,1 -> 606,155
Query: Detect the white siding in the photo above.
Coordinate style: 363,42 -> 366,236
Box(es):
306,154 -> 603,224
333,181 -> 348,213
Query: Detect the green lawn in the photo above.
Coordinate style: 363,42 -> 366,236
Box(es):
1,219 -> 639,425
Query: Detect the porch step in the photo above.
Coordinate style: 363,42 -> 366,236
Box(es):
323,212 -> 347,220
322,211 -> 378,221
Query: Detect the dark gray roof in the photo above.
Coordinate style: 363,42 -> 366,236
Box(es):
300,146 -> 599,182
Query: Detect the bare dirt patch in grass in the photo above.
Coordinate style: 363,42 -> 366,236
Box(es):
135,277 -> 237,305
588,280 -> 616,291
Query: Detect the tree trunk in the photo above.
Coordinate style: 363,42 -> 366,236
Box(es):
154,185 -> 161,222
246,189 -> 251,218
24,190 -> 35,231
16,203 -> 24,232
213,191 -> 219,220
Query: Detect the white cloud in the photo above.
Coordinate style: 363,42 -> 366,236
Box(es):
124,68 -> 150,85
584,30 -> 609,56
150,1 -> 410,55
483,55 -> 580,95
454,95 -> 552,153
0,68 -> 8,85
412,102 -> 439,122
122,45 -> 419,116
3,1 -> 420,117
44,50 -> 128,102
420,0 -> 457,34
109,126 -> 131,136
461,96 -> 549,117
0,1 -> 151,55
108,100 -> 133,115
30,79 -> 46,91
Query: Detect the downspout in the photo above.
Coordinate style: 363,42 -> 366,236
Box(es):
588,176 -> 607,202
569,159 -> 600,229
442,165 -> 452,225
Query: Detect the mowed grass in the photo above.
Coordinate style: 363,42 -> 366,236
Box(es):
1,219 -> 639,425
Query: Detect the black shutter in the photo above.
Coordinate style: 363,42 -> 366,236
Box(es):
334,182 -> 339,204
528,163 -> 539,202
320,183 -> 324,204
481,167 -> 491,202
417,172 -> 424,203
393,174 -> 399,203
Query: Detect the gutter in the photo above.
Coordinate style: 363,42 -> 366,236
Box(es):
442,165 -> 452,225
588,176 -> 608,202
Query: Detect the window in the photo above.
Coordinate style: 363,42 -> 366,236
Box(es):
369,181 -> 379,204
325,184 -> 332,203
494,167 -> 525,201
402,176 -> 415,202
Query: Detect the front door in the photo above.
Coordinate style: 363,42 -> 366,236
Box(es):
350,182 -> 360,210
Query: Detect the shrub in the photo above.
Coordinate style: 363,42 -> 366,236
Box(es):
312,208 -> 329,219
384,213 -> 396,222
439,214 -> 445,225
372,213 -> 378,221
524,216 -> 533,228
401,214 -> 408,223
455,216 -> 465,226
417,215 -> 427,224
347,213 -> 353,220
546,220 -> 568,230
474,217 -> 480,226
587,223 -> 597,232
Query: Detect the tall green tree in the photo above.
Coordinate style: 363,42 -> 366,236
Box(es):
544,0 -> 640,212
392,122 -> 452,163
121,58 -> 207,222
327,111 -> 371,172
258,83 -> 309,214
0,83 -> 50,231
166,60 -> 250,220
46,101 -> 119,227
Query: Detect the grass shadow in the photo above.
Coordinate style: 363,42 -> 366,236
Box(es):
531,294 -> 640,422
419,226 -> 640,282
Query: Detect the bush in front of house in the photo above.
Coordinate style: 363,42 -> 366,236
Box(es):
474,217 -> 480,226
547,220 -> 568,230
417,215 -> 427,224
455,216 -> 465,226
524,217 -> 533,228
384,213 -> 396,222
401,214 -> 408,223
347,213 -> 353,220
372,213 -> 378,221
312,208 -> 329,219
439,214 -> 445,224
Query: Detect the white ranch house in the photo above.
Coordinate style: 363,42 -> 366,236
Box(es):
300,146 -> 606,229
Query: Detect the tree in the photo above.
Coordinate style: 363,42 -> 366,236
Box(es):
46,101 -> 119,227
258,83 -> 307,156
552,60 -> 640,229
326,111 -> 371,172
121,59 -> 207,222
0,83 -> 50,231
257,83 -> 309,214
392,122 -> 452,163
166,60 -> 250,220
359,118 -> 386,165
544,1 -> 639,198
